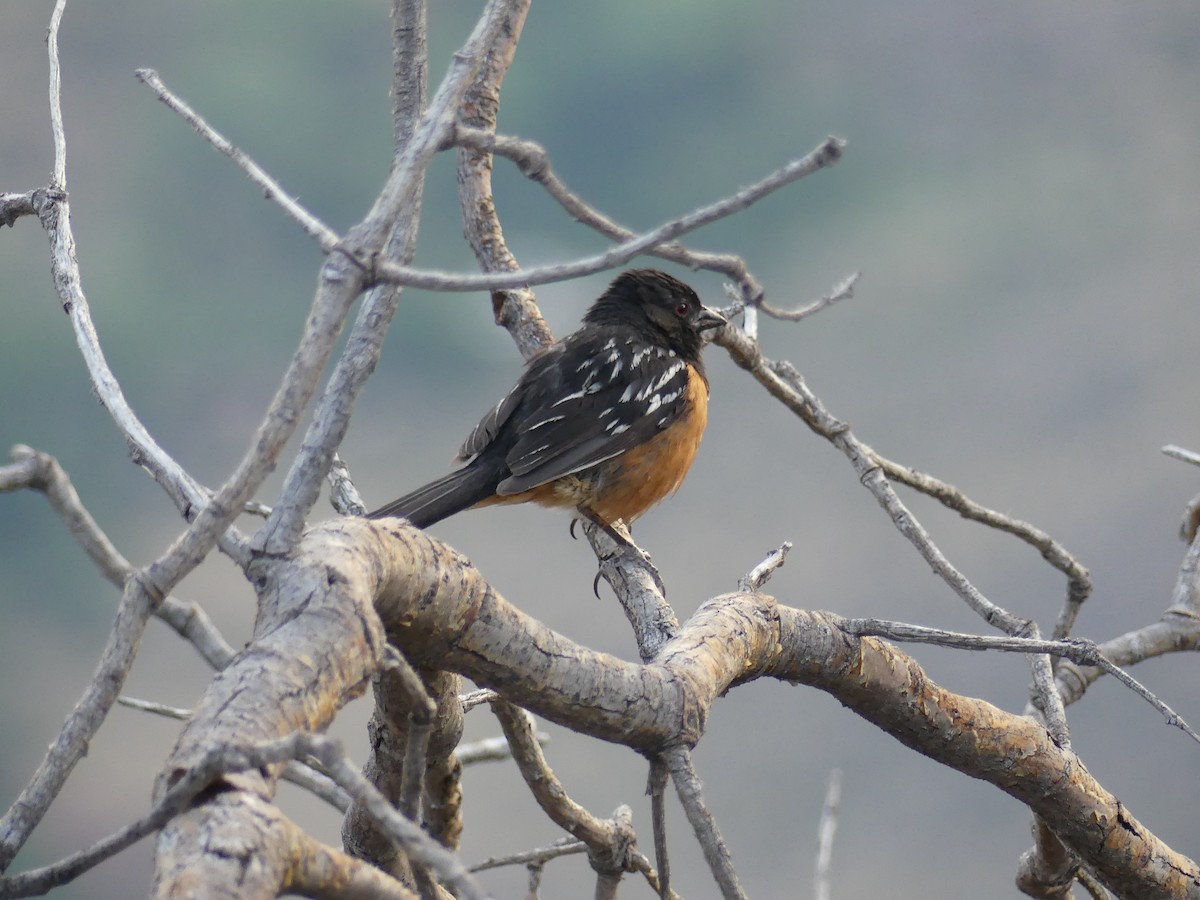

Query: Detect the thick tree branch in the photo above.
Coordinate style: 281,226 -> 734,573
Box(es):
143,515 -> 1193,896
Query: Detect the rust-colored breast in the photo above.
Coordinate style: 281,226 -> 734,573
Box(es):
586,366 -> 709,524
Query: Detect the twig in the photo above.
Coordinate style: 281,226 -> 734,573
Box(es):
0,756 -> 228,898
740,346 -> 1024,634
4,445 -> 128,585
739,542 -> 792,593
648,758 -> 670,900
33,10 -> 219,545
1165,445 -> 1200,542
470,838 -> 586,872
134,69 -> 339,251
116,695 -> 353,811
2,14 -> 230,851
843,618 -> 1200,745
873,454 -> 1091,639
1162,444 -> 1200,467
251,734 -> 490,900
489,701 -> 634,871
46,0 -> 66,189
759,272 -> 859,323
1077,868 -> 1113,899
459,688 -> 500,711
374,136 -> 846,293
1015,818 -> 1080,899
1,446 -> 238,670
117,696 -> 189,719
449,125 -> 767,307
665,746 -> 746,900
813,768 -> 841,900
456,732 -> 548,765
327,453 -> 366,516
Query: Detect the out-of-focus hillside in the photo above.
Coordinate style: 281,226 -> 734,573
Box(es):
2,3 -> 1199,897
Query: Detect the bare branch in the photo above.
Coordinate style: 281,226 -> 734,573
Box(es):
328,452 -> 367,516
459,688 -> 499,711
470,837 -> 585,872
1165,446 -> 1200,543
134,69 -> 339,251
375,136 -> 846,292
4,445 -> 127,584
873,454 -> 1092,639
490,700 -> 639,881
0,191 -> 37,228
844,618 -> 1200,745
456,732 -> 547,765
256,0 -> 519,556
718,328 -> 1027,631
449,124 -> 767,305
813,768 -> 841,900
759,272 -> 860,323
649,759 -> 671,900
739,542 -> 792,593
454,0 -> 551,359
1,446 -> 237,669
34,50 -> 216,538
121,691 -> 354,810
714,323 -> 1080,745
46,0 -> 66,189
315,737 -> 485,900
1162,443 -> 1200,467
666,747 -> 746,900
117,696 -> 189,719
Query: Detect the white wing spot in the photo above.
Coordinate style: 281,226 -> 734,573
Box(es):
552,389 -> 586,407
636,361 -> 684,401
526,414 -> 565,430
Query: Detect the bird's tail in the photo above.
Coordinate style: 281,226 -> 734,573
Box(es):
367,461 -> 501,527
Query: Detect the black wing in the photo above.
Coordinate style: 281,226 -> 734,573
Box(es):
454,344 -> 565,464
496,332 -> 693,495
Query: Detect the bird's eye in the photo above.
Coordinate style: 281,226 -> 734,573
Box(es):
674,301 -> 690,318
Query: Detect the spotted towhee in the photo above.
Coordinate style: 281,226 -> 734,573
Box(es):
369,268 -> 726,532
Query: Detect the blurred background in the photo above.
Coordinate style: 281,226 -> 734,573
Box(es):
3,1 -> 1200,896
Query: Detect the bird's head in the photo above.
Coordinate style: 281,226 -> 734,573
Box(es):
584,269 -> 726,359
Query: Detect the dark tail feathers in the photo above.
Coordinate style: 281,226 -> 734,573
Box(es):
367,461 -> 500,527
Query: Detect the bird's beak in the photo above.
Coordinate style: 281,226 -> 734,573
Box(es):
695,304 -> 727,334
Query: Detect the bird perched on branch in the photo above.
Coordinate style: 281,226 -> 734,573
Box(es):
368,268 -> 726,536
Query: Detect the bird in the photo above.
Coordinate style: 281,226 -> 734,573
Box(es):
368,268 -> 726,537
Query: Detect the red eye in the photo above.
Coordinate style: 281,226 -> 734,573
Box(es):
674,301 -> 690,317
